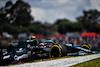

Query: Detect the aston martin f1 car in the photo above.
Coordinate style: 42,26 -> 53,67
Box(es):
36,40 -> 97,58
0,40 -> 97,65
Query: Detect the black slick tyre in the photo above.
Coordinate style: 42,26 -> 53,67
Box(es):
49,44 -> 67,58
81,44 -> 91,50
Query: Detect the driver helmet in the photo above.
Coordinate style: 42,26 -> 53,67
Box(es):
29,36 -> 36,40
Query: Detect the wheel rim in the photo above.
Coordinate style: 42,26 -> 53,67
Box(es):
81,44 -> 91,50
82,46 -> 89,50
51,47 -> 60,58
49,45 -> 61,58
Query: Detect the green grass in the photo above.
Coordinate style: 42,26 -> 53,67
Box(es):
71,58 -> 100,67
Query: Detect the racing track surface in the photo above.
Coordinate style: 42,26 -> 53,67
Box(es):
2,54 -> 100,67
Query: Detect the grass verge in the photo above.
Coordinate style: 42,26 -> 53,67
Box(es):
71,58 -> 100,67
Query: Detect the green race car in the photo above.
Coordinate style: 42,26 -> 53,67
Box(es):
0,39 -> 97,65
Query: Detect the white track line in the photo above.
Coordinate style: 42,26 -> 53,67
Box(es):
4,54 -> 100,67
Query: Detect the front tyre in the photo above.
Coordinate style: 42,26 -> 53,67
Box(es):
81,44 -> 91,50
49,45 -> 61,58
49,44 -> 67,58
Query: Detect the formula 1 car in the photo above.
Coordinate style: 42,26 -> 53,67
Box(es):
0,39 -> 97,65
36,40 -> 97,58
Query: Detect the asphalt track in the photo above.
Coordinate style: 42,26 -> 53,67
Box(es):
2,54 -> 100,67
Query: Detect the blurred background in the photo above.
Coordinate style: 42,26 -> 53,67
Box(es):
0,0 -> 100,51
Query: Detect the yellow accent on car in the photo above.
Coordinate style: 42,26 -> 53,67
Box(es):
81,44 -> 91,50
49,45 -> 61,58
29,36 -> 36,39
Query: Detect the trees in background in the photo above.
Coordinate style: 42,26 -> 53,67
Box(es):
54,19 -> 83,34
0,0 -> 33,27
0,0 -> 34,37
0,1 -> 13,25
77,9 -> 100,32
11,0 -> 33,26
0,0 -> 100,37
